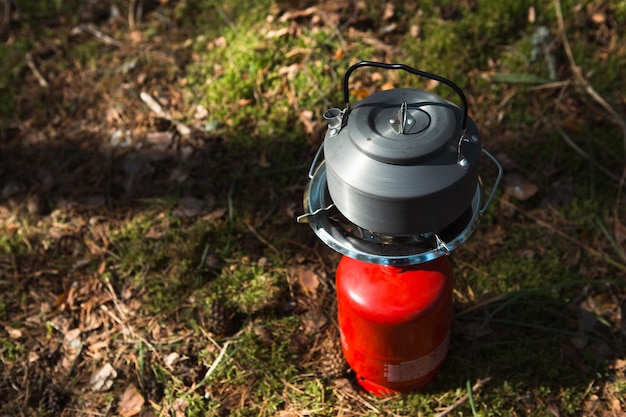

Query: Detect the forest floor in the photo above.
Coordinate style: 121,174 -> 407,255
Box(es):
1,0 -> 625,416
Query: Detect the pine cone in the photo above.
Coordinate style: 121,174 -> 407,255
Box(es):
206,299 -> 238,335
42,383 -> 65,413
317,328 -> 349,378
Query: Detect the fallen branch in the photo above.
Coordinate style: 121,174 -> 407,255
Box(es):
435,377 -> 491,417
25,52 -> 49,88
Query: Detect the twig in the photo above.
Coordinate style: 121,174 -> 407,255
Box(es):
435,377 -> 491,417
139,91 -> 191,136
554,0 -> 626,256
502,200 -> 626,272
102,277 -> 158,356
245,222 -> 280,256
25,52 -> 48,88
1,0 -> 11,37
129,0 -> 138,29
556,126 -> 621,181
73,24 -> 121,47
554,0 -> 626,148
185,340 -> 232,396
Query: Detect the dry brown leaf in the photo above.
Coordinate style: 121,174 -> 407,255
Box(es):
351,88 -> 370,100
64,328 -> 81,343
381,81 -> 394,91
173,196 -> 205,218
145,131 -> 173,147
144,226 -> 163,239
301,310 -> 327,334
258,149 -> 271,168
382,2 -> 395,20
504,174 -> 538,201
298,110 -> 316,136
614,359 -> 626,371
610,398 -> 622,413
90,363 -> 117,392
118,385 -> 145,417
129,30 -> 144,44
297,268 -> 320,295
97,261 -> 106,275
201,207 -> 227,222
424,79 -> 440,91
5,326 -> 22,339
591,12 -> 605,24
28,351 -> 40,363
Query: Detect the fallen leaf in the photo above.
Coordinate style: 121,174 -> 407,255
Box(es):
98,261 -> 106,275
145,131 -> 173,147
5,326 -> 22,339
424,79 -> 439,91
64,328 -> 81,343
145,226 -> 163,239
504,174 -> 538,201
201,207 -> 227,222
332,47 -> 344,60
253,324 -> 273,342
298,110 -> 318,137
194,104 -> 208,120
118,385 -> 145,417
382,2 -> 395,20
297,268 -> 320,296
23,131 -> 47,145
165,352 -> 180,367
351,88 -> 370,100
173,196 -> 204,218
90,363 -> 117,392
301,310 -> 327,334
333,378 -> 353,391
613,359 -> 626,371
591,12 -> 605,24
258,150 -> 271,168
28,351 -> 40,363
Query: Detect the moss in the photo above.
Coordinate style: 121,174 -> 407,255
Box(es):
1,338 -> 25,362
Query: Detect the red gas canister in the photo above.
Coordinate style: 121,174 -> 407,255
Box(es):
336,255 -> 453,395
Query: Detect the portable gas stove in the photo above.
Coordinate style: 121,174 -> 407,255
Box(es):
298,61 -> 502,395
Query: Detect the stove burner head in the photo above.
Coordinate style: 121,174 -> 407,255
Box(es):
298,162 -> 483,266
328,203 -> 475,249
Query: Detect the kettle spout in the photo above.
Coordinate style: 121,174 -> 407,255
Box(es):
323,108 -> 343,135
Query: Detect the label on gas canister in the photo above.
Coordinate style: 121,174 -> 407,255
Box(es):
383,333 -> 450,383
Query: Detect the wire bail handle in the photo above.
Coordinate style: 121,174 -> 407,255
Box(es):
342,61 -> 469,130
